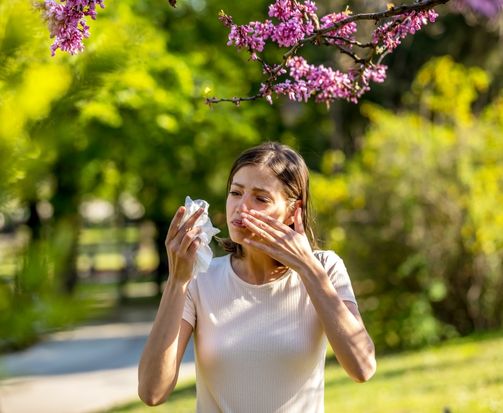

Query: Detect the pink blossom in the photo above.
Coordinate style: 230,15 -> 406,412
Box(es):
302,1 -> 317,15
218,11 -> 233,28
268,0 -> 302,22
37,0 -> 105,56
270,57 -> 356,103
220,2 -> 441,105
363,64 -> 388,84
372,10 -> 438,51
268,0 -> 318,21
271,17 -> 311,47
269,58 -> 389,105
320,11 -> 357,46
227,21 -> 274,53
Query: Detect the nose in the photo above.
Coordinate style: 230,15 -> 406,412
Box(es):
237,195 -> 251,214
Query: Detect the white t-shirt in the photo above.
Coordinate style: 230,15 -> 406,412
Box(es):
182,250 -> 357,413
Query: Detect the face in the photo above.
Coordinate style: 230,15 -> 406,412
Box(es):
226,165 -> 294,244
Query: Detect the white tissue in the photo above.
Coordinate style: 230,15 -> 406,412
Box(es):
180,196 -> 220,276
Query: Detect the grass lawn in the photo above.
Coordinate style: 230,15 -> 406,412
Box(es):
107,332 -> 503,413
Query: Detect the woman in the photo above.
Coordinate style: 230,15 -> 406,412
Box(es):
138,142 -> 376,412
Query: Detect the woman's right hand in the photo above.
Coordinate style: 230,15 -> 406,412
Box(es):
165,206 -> 205,285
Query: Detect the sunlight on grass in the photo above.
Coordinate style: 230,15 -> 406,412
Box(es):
324,334 -> 503,413
107,333 -> 503,413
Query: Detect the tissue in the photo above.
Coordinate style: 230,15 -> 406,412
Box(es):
180,196 -> 220,276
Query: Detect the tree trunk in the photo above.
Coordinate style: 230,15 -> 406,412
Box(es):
153,218 -> 169,296
50,157 -> 82,295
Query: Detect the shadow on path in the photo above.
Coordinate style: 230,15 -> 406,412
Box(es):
1,307 -> 194,378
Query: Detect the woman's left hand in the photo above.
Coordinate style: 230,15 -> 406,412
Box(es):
241,207 -> 316,273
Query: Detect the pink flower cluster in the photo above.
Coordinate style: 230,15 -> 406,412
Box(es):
227,21 -> 274,55
320,11 -> 357,46
37,0 -> 105,56
268,0 -> 317,20
222,1 -> 443,105
226,0 -> 333,52
372,10 -> 438,51
269,0 -> 317,47
260,56 -> 387,105
222,0 -> 439,105
225,1 -> 361,53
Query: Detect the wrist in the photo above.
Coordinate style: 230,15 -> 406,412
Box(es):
165,274 -> 191,294
295,253 -> 324,278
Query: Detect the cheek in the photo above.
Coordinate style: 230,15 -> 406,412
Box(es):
226,196 -> 238,219
225,197 -> 232,217
263,203 -> 290,222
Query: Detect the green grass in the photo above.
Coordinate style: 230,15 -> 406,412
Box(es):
107,333 -> 503,413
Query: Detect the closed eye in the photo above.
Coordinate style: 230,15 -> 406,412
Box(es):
229,191 -> 241,196
256,197 -> 270,203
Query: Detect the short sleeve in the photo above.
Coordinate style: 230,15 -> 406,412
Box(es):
182,280 -> 197,328
315,250 -> 357,305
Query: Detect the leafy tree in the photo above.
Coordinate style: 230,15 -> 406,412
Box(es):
1,0 -> 282,300
312,56 -> 503,350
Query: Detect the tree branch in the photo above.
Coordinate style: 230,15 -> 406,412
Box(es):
205,94 -> 264,105
213,0 -> 451,105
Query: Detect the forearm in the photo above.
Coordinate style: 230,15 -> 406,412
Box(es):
297,259 -> 376,382
138,278 -> 190,405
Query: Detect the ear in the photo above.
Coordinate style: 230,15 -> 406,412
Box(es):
285,200 -> 302,225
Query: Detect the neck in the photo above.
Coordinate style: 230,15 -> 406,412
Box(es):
232,247 -> 287,285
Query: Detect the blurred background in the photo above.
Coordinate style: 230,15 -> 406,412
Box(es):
0,0 -> 502,412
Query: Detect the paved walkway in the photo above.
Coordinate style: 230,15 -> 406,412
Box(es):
0,308 -> 195,413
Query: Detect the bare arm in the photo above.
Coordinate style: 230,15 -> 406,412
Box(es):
137,206 -> 204,406
296,259 -> 376,382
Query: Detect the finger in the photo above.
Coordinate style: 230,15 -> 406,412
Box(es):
294,207 -> 305,235
179,226 -> 202,254
249,209 -> 291,232
166,206 -> 186,243
242,215 -> 276,243
174,207 -> 205,245
242,212 -> 284,239
187,237 -> 201,256
179,207 -> 205,234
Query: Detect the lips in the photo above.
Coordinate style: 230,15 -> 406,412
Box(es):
231,219 -> 246,228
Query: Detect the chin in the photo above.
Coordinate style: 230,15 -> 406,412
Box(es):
228,228 -> 246,245
228,232 -> 243,244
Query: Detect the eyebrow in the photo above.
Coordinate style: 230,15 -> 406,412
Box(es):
230,182 -> 273,195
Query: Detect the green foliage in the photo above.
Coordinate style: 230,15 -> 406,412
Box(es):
312,57 -> 503,350
1,0 -> 503,352
0,0 -> 285,346
0,223 -> 93,351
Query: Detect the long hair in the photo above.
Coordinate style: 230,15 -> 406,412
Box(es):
218,142 -> 318,257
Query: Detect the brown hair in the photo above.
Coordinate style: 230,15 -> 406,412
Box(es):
218,142 -> 318,257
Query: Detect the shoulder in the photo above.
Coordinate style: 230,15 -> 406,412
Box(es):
313,250 -> 356,302
206,254 -> 230,273
313,249 -> 343,268
191,254 -> 230,284
187,254 -> 230,299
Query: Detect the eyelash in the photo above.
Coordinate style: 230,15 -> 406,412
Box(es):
229,191 -> 270,203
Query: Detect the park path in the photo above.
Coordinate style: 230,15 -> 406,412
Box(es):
0,307 -> 195,413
